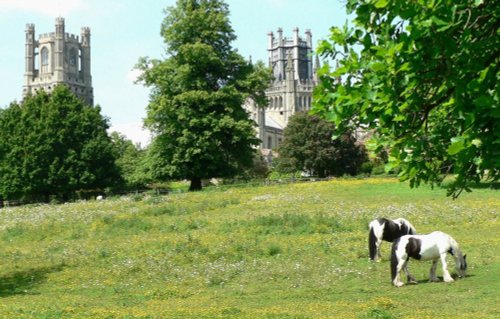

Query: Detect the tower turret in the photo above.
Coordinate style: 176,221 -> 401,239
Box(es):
293,28 -> 300,80
285,53 -> 296,123
54,17 -> 65,82
277,28 -> 284,79
305,29 -> 313,79
80,27 -> 92,105
24,24 -> 35,93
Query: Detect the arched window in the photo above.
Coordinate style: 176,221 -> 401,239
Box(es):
69,48 -> 78,67
34,47 -> 39,70
41,47 -> 49,73
79,49 -> 83,72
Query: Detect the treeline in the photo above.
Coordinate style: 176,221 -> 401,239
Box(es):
0,85 -> 373,204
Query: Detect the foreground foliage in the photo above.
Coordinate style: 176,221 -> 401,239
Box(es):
0,178 -> 498,318
314,0 -> 499,197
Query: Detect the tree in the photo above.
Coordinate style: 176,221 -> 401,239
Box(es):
277,112 -> 367,178
313,0 -> 499,197
110,132 -> 150,189
0,85 -> 120,201
137,0 -> 270,191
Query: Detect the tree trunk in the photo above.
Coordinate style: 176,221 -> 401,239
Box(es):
189,177 -> 202,191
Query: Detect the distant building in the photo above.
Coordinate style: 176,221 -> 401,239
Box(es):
23,17 -> 93,106
245,27 -> 320,151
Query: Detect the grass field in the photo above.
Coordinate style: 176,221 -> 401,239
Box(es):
0,177 -> 498,318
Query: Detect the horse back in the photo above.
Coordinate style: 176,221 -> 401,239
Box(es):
381,219 -> 403,242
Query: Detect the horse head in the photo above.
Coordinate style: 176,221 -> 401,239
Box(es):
456,253 -> 467,278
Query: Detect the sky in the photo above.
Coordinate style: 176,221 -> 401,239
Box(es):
0,0 -> 349,146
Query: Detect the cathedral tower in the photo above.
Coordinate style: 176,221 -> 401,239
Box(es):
244,28 -> 319,150
23,18 -> 94,106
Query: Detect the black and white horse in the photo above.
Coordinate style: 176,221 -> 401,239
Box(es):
368,218 -> 417,261
391,231 -> 467,287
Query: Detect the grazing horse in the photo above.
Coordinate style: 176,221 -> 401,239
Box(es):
368,218 -> 417,261
391,231 -> 467,287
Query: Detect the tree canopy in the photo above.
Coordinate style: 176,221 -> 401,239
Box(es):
277,111 -> 367,178
0,85 -> 120,201
313,0 -> 499,197
137,0 -> 270,191
110,132 -> 149,189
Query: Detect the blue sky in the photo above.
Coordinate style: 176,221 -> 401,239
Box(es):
0,0 -> 348,146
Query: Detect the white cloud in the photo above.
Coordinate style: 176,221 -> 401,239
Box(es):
0,0 -> 87,16
126,69 -> 143,84
109,122 -> 151,147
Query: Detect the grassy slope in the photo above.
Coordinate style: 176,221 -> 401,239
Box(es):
0,178 -> 498,318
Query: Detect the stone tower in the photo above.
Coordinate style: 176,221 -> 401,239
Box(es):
245,28 -> 319,150
23,17 -> 93,106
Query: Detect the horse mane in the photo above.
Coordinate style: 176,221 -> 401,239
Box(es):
395,218 -> 417,235
447,235 -> 467,272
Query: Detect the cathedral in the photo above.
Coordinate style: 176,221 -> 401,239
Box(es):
245,27 -> 319,150
23,18 -> 94,106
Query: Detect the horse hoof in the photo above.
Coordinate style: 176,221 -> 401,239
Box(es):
444,278 -> 454,283
394,282 -> 404,287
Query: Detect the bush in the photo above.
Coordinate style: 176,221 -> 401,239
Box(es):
277,112 -> 368,177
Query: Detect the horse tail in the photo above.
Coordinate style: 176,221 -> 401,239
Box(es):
369,226 -> 377,260
390,237 -> 401,282
407,220 -> 417,235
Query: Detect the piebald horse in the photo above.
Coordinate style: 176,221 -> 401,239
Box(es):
391,231 -> 467,287
368,218 -> 417,261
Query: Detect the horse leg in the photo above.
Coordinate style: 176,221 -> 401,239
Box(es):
376,238 -> 383,262
403,261 -> 417,284
440,253 -> 454,282
429,260 -> 439,282
393,259 -> 406,287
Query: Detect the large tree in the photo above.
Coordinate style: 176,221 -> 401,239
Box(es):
313,0 -> 499,197
0,85 -> 120,202
137,0 -> 270,191
277,111 -> 367,178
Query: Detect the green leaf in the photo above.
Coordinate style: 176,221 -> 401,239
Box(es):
394,115 -> 406,122
474,95 -> 493,108
431,16 -> 448,27
471,139 -> 482,148
448,138 -> 465,155
374,0 -> 389,9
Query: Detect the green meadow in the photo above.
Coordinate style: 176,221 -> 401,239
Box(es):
0,178 -> 498,318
